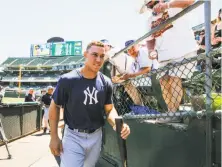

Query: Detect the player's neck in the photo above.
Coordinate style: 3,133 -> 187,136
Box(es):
81,66 -> 97,79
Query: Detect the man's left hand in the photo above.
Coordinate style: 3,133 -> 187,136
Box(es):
113,123 -> 131,139
121,123 -> 131,139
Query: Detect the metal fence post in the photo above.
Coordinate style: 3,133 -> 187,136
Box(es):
115,117 -> 128,167
204,1 -> 213,167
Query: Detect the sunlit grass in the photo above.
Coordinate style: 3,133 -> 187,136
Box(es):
2,97 -> 25,103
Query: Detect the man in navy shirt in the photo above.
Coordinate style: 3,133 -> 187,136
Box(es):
41,86 -> 54,133
49,41 -> 130,167
24,88 -> 35,102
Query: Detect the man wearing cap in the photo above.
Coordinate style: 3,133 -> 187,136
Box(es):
100,39 -> 113,54
41,86 -> 54,133
100,39 -> 135,81
99,39 -> 114,78
112,40 -> 153,105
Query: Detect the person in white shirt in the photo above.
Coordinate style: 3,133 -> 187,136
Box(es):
121,40 -> 152,80
112,40 -> 152,105
100,39 -> 135,79
140,0 -> 198,113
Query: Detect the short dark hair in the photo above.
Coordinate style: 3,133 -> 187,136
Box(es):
86,41 -> 104,50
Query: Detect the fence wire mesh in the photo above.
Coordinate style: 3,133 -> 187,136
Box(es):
111,47 -> 221,121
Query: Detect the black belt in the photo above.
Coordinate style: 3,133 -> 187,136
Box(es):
68,127 -> 97,134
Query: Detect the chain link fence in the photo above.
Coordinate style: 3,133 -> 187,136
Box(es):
105,46 -> 221,167
100,1 -> 221,167
112,47 -> 221,122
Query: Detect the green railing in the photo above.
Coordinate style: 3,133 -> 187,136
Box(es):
0,102 -> 41,145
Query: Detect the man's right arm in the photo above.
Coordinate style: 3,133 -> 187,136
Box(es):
49,99 -> 60,139
49,77 -> 65,138
49,77 -> 65,156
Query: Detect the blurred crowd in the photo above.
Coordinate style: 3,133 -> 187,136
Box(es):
195,8 -> 221,71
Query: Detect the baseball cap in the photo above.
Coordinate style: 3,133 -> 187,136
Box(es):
100,39 -> 113,48
125,40 -> 135,48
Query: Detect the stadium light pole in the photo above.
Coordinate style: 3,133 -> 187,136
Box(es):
18,65 -> 22,98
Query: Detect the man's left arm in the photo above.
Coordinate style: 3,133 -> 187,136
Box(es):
104,104 -> 130,139
104,79 -> 130,139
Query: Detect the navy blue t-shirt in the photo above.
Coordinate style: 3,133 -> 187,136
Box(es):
52,69 -> 113,130
41,93 -> 52,105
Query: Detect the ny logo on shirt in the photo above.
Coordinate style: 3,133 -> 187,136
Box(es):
83,87 -> 98,105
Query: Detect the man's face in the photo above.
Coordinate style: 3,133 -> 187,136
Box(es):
48,88 -> 53,95
84,45 -> 105,73
29,89 -> 34,94
127,45 -> 139,57
104,45 -> 111,52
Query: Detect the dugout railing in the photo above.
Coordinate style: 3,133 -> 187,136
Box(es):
0,102 -> 41,146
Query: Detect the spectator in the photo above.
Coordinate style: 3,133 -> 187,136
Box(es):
198,29 -> 206,50
104,48 -> 135,79
100,39 -> 113,55
37,89 -> 47,120
196,9 -> 221,71
0,86 -> 3,104
99,39 -> 114,78
24,88 -> 35,102
41,86 -> 54,133
140,0 -> 198,114
212,8 -> 222,48
112,40 -> 152,105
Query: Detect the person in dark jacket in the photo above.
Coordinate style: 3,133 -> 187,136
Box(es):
24,88 -> 35,102
41,86 -> 54,133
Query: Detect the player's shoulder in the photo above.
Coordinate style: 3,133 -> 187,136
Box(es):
98,72 -> 112,85
60,69 -> 80,81
58,69 -> 81,87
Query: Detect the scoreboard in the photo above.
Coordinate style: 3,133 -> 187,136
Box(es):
30,41 -> 82,57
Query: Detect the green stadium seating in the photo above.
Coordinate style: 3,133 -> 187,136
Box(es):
60,56 -> 84,65
28,58 -> 50,66
1,56 -> 84,67
44,57 -> 67,65
1,58 -> 18,65
12,58 -> 32,66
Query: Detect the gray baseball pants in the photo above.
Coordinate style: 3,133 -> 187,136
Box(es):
60,125 -> 102,167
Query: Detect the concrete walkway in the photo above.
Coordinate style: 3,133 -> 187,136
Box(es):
0,129 -> 62,167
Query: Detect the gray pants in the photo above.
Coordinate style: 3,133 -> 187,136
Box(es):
60,125 -> 102,167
